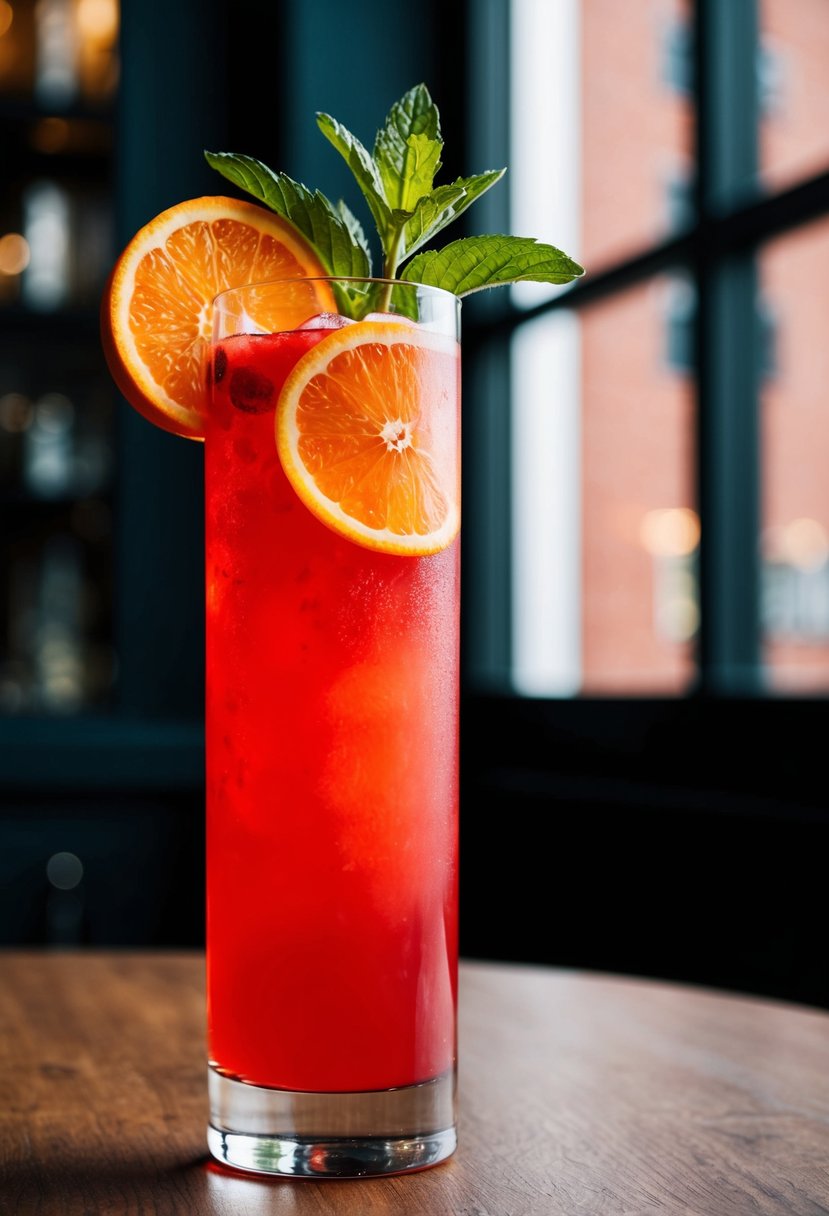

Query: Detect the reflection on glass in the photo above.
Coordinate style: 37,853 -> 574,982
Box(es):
760,217 -> 829,692
510,276 -> 696,696
759,0 -> 829,192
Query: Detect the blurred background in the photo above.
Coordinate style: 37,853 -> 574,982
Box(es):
1,0 -> 828,1007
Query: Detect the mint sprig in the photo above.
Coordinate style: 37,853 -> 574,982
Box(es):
205,83 -> 584,314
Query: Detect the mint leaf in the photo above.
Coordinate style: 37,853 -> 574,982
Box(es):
329,200 -> 374,317
402,170 -> 505,260
374,84 -> 442,211
315,114 -> 391,243
402,235 -> 585,295
401,183 -> 467,259
335,199 -> 373,273
397,132 -> 443,212
204,151 -> 370,280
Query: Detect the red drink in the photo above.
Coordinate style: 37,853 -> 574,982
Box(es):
98,82 -> 580,1176
205,320 -> 460,1093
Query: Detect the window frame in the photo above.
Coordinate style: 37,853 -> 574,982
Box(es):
462,0 -> 829,698
457,5 -> 829,1004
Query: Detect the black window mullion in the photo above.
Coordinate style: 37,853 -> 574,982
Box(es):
462,0 -> 513,690
694,0 -> 763,694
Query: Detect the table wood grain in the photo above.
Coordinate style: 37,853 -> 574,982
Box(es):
1,952 -> 828,1215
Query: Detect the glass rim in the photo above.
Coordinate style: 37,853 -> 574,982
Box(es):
212,275 -> 461,309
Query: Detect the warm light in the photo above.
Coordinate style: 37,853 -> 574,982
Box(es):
76,0 -> 117,42
781,517 -> 828,571
640,507 -> 700,557
0,0 -> 13,38
31,116 -> 71,152
0,392 -> 33,433
0,233 -> 30,275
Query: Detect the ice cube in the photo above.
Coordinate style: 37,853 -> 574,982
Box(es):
364,311 -> 418,326
237,308 -> 269,336
297,312 -> 353,330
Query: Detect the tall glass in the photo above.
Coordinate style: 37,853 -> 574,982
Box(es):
204,279 -> 461,1177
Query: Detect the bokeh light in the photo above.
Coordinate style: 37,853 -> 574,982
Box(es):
0,233 -> 31,276
640,507 -> 700,557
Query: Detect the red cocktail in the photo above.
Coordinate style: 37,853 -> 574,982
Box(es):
99,81 -> 581,1183
205,279 -> 461,1175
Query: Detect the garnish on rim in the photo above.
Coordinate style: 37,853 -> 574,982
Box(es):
100,80 -> 585,557
100,196 -> 335,438
205,82 -> 584,317
275,321 -> 460,556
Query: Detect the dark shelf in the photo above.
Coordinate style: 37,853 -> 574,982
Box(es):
0,96 -> 115,125
0,306 -> 102,340
0,490 -> 113,509
0,716 -> 204,791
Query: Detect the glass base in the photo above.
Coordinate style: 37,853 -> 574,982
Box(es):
206,1066 -> 457,1178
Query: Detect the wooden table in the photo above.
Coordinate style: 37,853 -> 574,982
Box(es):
1,953 -> 828,1215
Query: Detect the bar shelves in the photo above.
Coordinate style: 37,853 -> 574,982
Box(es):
0,0 -> 119,716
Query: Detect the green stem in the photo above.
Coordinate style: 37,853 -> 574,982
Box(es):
377,226 -> 404,312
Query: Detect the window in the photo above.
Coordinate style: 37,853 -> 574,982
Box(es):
464,0 -> 829,698
460,1 -> 829,1008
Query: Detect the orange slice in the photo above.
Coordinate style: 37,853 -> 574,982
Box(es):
100,196 -> 334,439
276,320 -> 461,555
